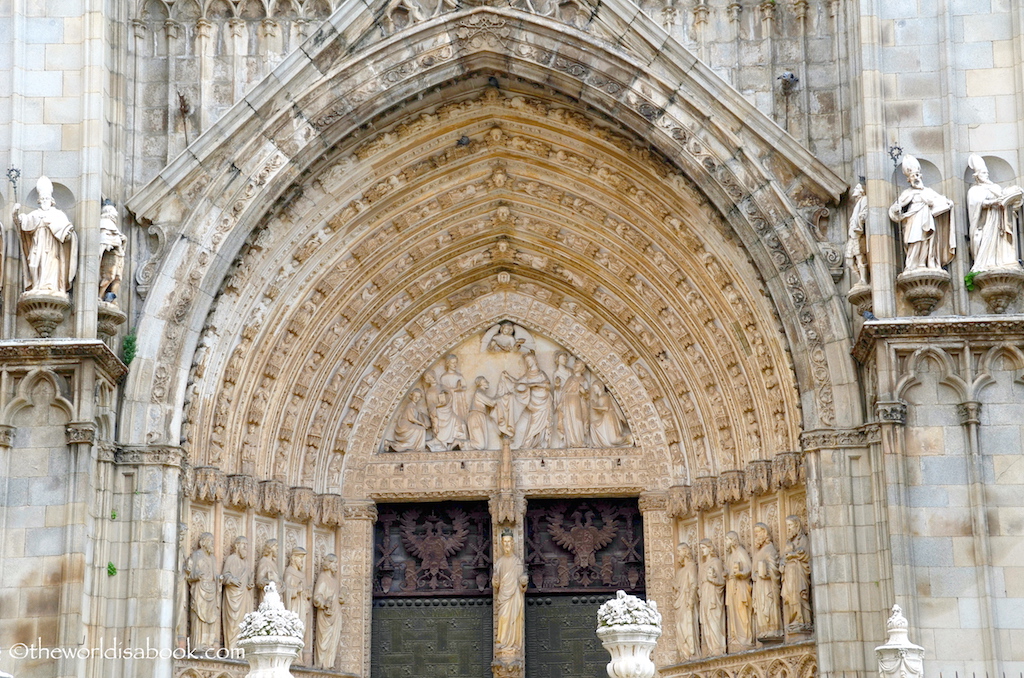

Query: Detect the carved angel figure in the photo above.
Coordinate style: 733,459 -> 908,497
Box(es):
400,510 -> 469,589
482,321 -> 535,353
548,507 -> 617,569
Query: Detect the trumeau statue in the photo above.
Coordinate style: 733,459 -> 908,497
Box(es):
845,183 -> 869,286
313,554 -> 344,669
98,199 -> 127,302
493,532 -> 528,657
385,326 -> 631,452
888,155 -> 956,273
13,176 -> 78,296
698,538 -> 726,657
751,522 -> 783,641
672,542 -> 700,661
967,154 -> 1024,272
221,536 -> 254,651
255,539 -> 284,607
782,515 -> 813,634
185,532 -> 220,649
724,531 -> 754,651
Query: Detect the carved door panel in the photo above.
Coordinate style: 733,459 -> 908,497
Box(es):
524,499 -> 643,678
371,502 -> 493,678
525,594 -> 614,678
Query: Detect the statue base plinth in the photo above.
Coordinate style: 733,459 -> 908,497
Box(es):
492,654 -> 524,678
896,269 -> 950,316
846,282 -> 872,316
97,301 -> 127,338
238,636 -> 303,678
973,267 -> 1024,314
18,292 -> 71,337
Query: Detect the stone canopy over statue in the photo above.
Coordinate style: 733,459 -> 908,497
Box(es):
385,324 -> 632,452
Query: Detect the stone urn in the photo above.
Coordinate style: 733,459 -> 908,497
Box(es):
875,604 -> 924,678
237,582 -> 305,678
596,591 -> 662,678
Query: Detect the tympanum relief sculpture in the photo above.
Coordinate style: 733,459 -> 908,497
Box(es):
384,324 -> 632,452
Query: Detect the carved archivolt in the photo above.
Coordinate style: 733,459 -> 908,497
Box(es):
127,2 -> 852,493
169,89 -> 811,492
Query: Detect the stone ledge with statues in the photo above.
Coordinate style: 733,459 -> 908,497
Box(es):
659,639 -> 817,678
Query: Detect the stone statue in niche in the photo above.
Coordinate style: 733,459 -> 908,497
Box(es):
13,175 -> 78,296
482,321 -> 535,353
503,351 -> 552,448
888,156 -> 955,272
558,360 -> 591,447
782,515 -> 813,634
98,199 -> 126,301
967,154 -> 1023,272
698,538 -> 726,656
221,536 -> 254,651
724,531 -> 754,651
845,183 -> 869,286
493,532 -> 528,656
589,381 -> 630,447
255,539 -> 284,607
185,532 -> 220,649
672,542 -> 700,661
284,547 -> 311,647
751,522 -> 783,641
313,554 -> 344,669
466,376 -> 501,450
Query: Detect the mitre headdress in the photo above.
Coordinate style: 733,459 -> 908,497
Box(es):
968,154 -> 987,176
901,155 -> 921,179
36,175 -> 54,204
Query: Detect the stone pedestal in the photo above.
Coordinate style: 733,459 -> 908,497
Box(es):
597,591 -> 663,678
97,300 -> 128,338
973,267 -> 1024,314
896,269 -> 950,316
875,605 -> 924,678
847,282 -> 873,316
18,291 -> 71,337
238,637 -> 304,678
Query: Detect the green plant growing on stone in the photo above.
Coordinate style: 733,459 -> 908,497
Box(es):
964,271 -> 978,291
107,562 -> 118,576
110,509 -> 118,520
122,332 -> 137,365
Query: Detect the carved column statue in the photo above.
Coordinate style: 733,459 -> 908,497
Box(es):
493,533 -> 528,660
13,175 -> 78,336
782,515 -> 813,636
185,532 -> 220,649
889,155 -> 956,315
284,547 -> 311,656
751,523 -> 783,641
256,539 -> 284,607
672,543 -> 700,661
698,539 -> 726,656
313,554 -> 344,669
966,154 -> 1024,313
221,535 -> 254,651
724,531 -> 754,651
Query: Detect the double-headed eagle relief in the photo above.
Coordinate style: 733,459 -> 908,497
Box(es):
384,323 -> 632,452
526,499 -> 644,592
374,503 -> 492,596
